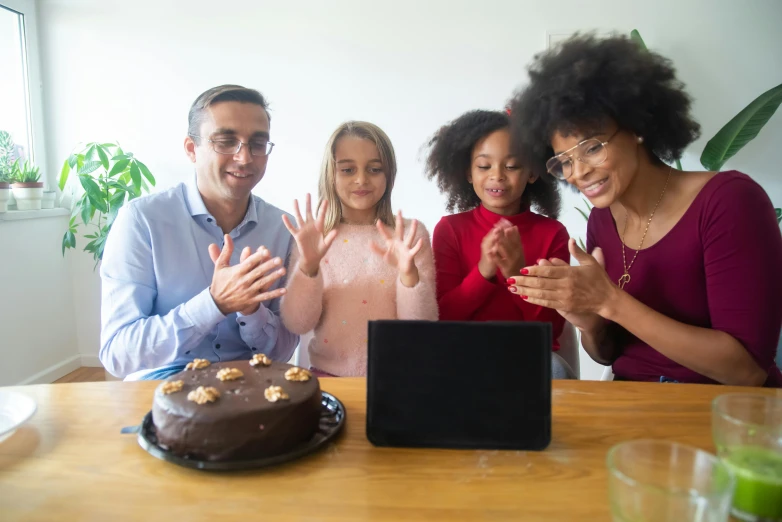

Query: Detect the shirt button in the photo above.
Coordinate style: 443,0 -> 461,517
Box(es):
207,217 -> 213,223
215,344 -> 221,350
185,350 -> 190,355
240,322 -> 246,326
251,347 -> 257,351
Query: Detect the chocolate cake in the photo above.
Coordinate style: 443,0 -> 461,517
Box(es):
151,357 -> 321,461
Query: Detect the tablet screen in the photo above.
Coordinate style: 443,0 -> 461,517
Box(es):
366,320 -> 552,451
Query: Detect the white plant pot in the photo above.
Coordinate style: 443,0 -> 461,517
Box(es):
41,191 -> 56,209
11,185 -> 44,211
0,186 -> 10,213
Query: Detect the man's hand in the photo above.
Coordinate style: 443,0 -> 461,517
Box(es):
208,235 -> 288,315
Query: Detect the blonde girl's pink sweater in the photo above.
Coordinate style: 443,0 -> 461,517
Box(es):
280,220 -> 438,376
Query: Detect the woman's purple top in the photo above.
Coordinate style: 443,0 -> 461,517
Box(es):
587,171 -> 782,386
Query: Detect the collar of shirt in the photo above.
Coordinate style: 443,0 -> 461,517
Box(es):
183,174 -> 259,235
476,202 -> 532,229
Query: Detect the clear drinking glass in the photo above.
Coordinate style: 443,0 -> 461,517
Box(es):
607,439 -> 735,522
712,393 -> 782,522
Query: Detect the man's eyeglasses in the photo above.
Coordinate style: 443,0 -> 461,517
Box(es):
545,128 -> 620,180
189,134 -> 275,157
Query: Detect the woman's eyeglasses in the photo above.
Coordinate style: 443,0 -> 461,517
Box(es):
545,129 -> 620,180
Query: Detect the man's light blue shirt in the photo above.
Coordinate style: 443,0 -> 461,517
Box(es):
99,176 -> 298,380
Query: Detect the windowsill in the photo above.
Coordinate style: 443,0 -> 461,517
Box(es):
0,208 -> 70,221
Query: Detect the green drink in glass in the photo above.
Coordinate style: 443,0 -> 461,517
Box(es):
712,394 -> 782,522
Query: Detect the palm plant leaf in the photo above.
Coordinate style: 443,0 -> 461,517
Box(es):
700,83 -> 782,171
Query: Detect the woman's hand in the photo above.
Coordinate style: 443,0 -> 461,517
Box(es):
526,258 -> 607,332
370,210 -> 424,287
508,238 -> 618,320
282,194 -> 337,277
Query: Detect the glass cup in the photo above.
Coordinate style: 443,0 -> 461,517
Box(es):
607,439 -> 736,522
712,393 -> 782,522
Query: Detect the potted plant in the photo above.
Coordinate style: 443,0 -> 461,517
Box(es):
10,159 -> 43,210
0,130 -> 14,212
59,142 -> 155,262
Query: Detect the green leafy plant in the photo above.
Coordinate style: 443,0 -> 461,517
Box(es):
0,130 -> 16,182
10,159 -> 41,183
700,84 -> 782,171
59,142 -> 155,262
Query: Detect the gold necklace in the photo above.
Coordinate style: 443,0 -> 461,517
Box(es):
618,167 -> 672,290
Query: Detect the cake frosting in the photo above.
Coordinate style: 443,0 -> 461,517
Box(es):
151,359 -> 321,461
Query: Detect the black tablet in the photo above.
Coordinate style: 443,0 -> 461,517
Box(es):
366,320 -> 552,451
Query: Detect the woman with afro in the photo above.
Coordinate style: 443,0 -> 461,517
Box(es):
424,109 -> 570,352
507,34 -> 782,386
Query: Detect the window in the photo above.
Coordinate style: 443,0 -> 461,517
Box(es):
0,4 -> 33,163
0,0 -> 47,189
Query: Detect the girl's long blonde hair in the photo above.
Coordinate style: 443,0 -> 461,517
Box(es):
318,121 -> 396,234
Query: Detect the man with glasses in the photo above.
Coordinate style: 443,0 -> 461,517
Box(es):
99,85 -> 298,380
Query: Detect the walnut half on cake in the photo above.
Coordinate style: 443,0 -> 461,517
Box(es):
151,360 -> 321,461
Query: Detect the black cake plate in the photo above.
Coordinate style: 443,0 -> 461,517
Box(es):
121,391 -> 346,471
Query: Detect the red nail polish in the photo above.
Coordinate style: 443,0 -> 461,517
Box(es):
509,286 -> 517,293
506,278 -> 515,285
520,268 -> 529,275
521,295 -> 528,300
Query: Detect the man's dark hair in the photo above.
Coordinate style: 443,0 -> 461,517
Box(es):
187,84 -> 270,141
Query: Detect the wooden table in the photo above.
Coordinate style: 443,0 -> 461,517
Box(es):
1,379 -> 779,521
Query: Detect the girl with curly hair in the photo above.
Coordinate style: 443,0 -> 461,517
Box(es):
508,35 -> 782,386
425,110 -> 570,351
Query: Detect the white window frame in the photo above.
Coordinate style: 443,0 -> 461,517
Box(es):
1,0 -> 49,189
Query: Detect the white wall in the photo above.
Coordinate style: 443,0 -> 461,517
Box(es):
0,214 -> 81,385
28,0 -> 782,381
